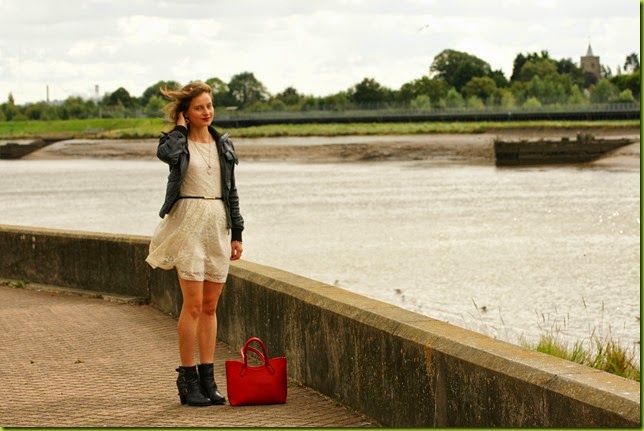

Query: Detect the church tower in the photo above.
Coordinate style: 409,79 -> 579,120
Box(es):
580,44 -> 601,85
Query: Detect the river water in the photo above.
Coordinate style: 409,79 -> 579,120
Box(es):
0,150 -> 640,358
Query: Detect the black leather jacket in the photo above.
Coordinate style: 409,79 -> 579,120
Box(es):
156,125 -> 244,242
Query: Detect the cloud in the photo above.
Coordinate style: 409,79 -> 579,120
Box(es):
0,0 -> 639,104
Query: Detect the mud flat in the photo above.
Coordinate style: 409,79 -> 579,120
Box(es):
23,127 -> 639,166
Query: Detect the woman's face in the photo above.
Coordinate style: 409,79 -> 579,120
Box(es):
185,92 -> 214,128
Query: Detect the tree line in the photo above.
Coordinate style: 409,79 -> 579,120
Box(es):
0,49 -> 639,122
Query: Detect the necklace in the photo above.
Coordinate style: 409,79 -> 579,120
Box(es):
192,141 -> 213,175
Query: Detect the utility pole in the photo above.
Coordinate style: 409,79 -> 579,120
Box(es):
95,84 -> 101,118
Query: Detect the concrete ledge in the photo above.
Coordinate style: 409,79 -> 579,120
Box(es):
0,224 -> 151,298
221,260 -> 640,427
0,224 -> 639,427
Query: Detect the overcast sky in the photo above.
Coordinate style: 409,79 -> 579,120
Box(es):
0,0 -> 639,104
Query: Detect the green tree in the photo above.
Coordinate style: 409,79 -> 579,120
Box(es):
444,87 -> 464,108
274,86 -> 302,106
610,72 -> 640,99
140,80 -> 181,106
567,85 -> 589,106
510,50 -> 550,82
526,75 -> 572,105
61,96 -> 96,119
205,77 -> 236,107
512,56 -> 576,105
614,89 -> 636,104
499,89 -> 516,108
398,76 -> 447,107
601,65 -> 613,79
299,95 -> 320,111
518,58 -> 559,82
623,53 -> 639,73
320,92 -> 349,111
523,96 -> 542,108
555,58 -> 585,88
205,77 -> 227,94
465,96 -> 484,108
488,69 -> 509,88
24,102 -> 60,120
246,101 -> 271,112
268,99 -> 287,111
590,80 -> 619,104
103,87 -> 134,108
511,53 -> 528,82
228,72 -> 269,108
410,95 -> 431,110
2,93 -> 21,121
430,49 -> 491,92
349,77 -> 390,106
144,95 -> 165,117
462,76 -> 498,105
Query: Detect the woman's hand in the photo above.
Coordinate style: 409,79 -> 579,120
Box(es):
230,241 -> 243,261
176,112 -> 188,128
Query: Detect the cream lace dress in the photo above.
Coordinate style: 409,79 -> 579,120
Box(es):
146,140 -> 231,283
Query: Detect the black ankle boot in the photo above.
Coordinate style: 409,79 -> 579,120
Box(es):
176,366 -> 212,406
198,363 -> 226,405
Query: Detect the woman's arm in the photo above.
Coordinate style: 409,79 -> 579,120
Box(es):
157,125 -> 188,165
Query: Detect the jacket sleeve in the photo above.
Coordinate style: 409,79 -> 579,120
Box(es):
157,126 -> 188,165
229,170 -> 244,242
221,135 -> 244,242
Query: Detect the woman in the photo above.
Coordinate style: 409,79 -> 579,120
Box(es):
146,81 -> 244,407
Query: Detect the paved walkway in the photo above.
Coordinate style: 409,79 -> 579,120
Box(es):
0,284 -> 376,427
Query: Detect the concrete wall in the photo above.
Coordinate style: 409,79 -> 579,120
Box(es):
0,225 -> 150,298
0,224 -> 639,427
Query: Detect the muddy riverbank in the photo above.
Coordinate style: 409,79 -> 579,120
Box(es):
23,126 -> 640,165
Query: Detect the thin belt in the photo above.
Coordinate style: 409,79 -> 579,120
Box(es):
177,196 -> 223,200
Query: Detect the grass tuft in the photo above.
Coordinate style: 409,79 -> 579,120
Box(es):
522,333 -> 640,381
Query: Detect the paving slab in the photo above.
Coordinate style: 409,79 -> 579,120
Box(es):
0,285 -> 376,427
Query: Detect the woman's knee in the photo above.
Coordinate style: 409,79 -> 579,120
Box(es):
178,278 -> 205,319
202,281 -> 223,316
181,300 -> 203,320
201,299 -> 218,316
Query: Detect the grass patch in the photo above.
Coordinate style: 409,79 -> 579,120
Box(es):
522,333 -> 640,381
0,118 -> 638,139
469,298 -> 640,382
0,279 -> 30,289
0,118 -> 164,139
228,119 -> 639,138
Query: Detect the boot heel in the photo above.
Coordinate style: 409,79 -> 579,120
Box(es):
198,363 -> 226,405
176,366 -> 211,407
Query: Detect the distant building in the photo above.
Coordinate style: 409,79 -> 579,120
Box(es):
580,44 -> 601,86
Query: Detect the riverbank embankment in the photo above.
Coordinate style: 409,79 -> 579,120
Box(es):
18,126 -> 641,167
0,224 -> 639,427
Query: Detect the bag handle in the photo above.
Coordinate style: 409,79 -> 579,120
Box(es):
243,346 -> 265,362
240,337 -> 275,374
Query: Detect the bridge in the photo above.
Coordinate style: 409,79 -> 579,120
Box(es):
212,103 -> 640,128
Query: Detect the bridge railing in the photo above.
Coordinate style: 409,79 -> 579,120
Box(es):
213,103 -> 640,126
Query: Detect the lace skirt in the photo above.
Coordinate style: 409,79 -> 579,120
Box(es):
146,199 -> 231,283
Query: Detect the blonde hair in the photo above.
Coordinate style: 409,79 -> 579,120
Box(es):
160,81 -> 212,123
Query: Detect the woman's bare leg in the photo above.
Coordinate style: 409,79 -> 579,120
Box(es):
198,281 -> 224,364
177,278 -> 204,366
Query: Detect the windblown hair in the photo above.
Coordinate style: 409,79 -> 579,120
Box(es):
160,81 -> 212,124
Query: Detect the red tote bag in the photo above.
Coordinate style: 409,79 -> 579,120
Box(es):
225,337 -> 287,406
